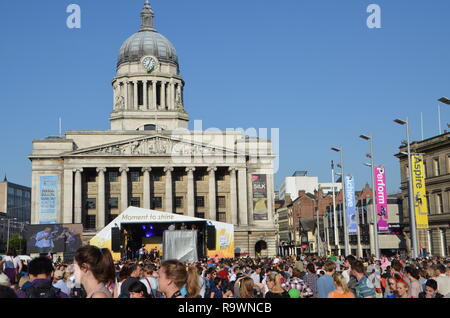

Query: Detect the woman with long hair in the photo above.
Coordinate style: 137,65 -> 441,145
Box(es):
239,277 -> 257,298
396,279 -> 413,298
114,264 -> 131,298
128,281 -> 151,298
185,265 -> 201,298
405,266 -> 422,298
74,245 -> 116,298
328,273 -> 354,298
157,260 -> 187,298
265,273 -> 289,298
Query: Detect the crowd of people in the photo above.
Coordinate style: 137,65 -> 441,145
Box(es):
1,247 -> 450,299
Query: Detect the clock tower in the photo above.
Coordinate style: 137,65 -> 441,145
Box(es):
110,0 -> 189,131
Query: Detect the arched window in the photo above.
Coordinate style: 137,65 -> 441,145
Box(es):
144,124 -> 156,131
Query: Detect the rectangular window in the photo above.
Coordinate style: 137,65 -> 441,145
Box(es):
174,173 -> 183,182
217,196 -> 226,209
175,196 -> 183,208
195,212 -> 205,219
434,158 -> 440,176
86,173 -> 96,182
436,193 -> 443,214
195,173 -> 204,181
152,173 -> 161,182
152,197 -> 162,209
109,172 -> 119,182
447,155 -> 450,174
195,196 -> 205,208
130,171 -> 140,182
216,174 -> 225,181
130,197 -> 140,208
86,198 -> 96,210
108,197 -> 118,209
85,215 -> 96,229
218,212 -> 226,223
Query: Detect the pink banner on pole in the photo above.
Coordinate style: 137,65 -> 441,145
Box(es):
374,166 -> 389,232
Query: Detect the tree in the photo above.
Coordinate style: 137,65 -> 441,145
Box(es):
8,233 -> 27,254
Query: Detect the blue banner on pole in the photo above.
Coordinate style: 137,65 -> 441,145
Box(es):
39,176 -> 58,224
344,175 -> 357,234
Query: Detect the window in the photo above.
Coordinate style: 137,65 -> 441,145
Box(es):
108,214 -> 118,224
86,198 -> 96,210
195,173 -> 204,181
109,172 -> 119,182
174,173 -> 183,182
152,173 -> 161,181
447,155 -> 450,174
130,171 -> 140,182
195,212 -> 205,219
217,196 -> 226,209
424,160 -> 428,178
434,158 -> 440,176
86,173 -> 96,182
144,124 -> 156,131
216,174 -> 225,181
218,212 -> 227,223
108,197 -> 118,209
195,196 -> 205,208
130,197 -> 140,208
152,197 -> 162,209
85,215 -> 96,230
175,196 -> 183,208
436,193 -> 443,214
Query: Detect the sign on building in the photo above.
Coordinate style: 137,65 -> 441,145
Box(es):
411,155 -> 429,229
39,176 -> 58,224
374,166 -> 389,232
252,174 -> 268,220
344,175 -> 357,234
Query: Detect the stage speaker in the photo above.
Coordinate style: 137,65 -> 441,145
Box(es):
111,227 -> 121,252
207,225 -> 216,250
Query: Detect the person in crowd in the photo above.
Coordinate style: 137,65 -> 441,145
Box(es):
52,268 -> 70,296
281,268 -> 313,297
264,273 -> 289,298
128,281 -> 151,298
418,279 -> 444,298
303,263 -> 318,298
351,260 -> 375,298
396,279 -> 413,298
250,265 -> 262,284
328,273 -> 354,298
405,266 -> 422,298
0,285 -> 17,298
74,245 -> 116,298
120,264 -> 143,298
17,256 -> 68,298
182,266 -> 202,298
384,277 -> 398,298
317,261 -> 336,298
210,277 -> 224,298
140,264 -> 159,298
434,264 -> 450,296
157,260 -> 190,298
0,250 -> 22,288
237,276 -> 259,298
114,265 -> 130,298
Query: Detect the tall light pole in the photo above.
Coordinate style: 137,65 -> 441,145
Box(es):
360,134 -> 381,259
331,146 -> 350,256
315,206 -> 321,256
1,217 -> 18,252
394,118 -> 419,259
331,160 -> 339,255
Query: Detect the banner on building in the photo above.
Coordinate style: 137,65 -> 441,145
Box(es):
344,175 -> 357,234
39,176 -> 58,224
374,166 -> 389,232
252,174 -> 268,220
411,155 -> 429,229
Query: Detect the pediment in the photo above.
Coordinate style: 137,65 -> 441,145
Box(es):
63,135 -> 244,157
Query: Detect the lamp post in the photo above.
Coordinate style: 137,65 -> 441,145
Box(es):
1,217 -> 18,252
360,134 -> 381,259
438,97 -> 450,135
331,146 -> 350,256
331,160 -> 339,255
394,118 -> 419,259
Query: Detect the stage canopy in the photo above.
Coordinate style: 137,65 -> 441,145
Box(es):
90,207 -> 235,259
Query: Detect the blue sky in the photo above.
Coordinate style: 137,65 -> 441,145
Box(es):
1,0 -> 450,194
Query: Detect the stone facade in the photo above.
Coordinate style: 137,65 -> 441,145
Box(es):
28,2 -> 276,257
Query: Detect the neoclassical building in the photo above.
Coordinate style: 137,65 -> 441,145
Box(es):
29,1 -> 276,257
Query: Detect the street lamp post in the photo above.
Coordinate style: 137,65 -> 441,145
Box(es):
331,146 -> 350,256
1,217 -> 18,252
331,160 -> 340,255
394,118 -> 419,259
360,134 -> 381,259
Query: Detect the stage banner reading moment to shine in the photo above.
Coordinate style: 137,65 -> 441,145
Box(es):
252,174 -> 268,221
344,175 -> 358,235
39,176 -> 58,224
374,166 -> 389,232
411,155 -> 429,229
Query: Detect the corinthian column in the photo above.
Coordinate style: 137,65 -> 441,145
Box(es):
120,167 -> 129,211
152,80 -> 157,110
134,81 -> 139,110
143,80 -> 148,110
238,168 -> 248,226
142,167 -> 152,210
229,167 -> 238,225
161,81 -> 166,109
164,166 -> 174,213
96,168 -> 107,230
186,167 -> 196,217
73,168 -> 83,224
207,166 -> 217,221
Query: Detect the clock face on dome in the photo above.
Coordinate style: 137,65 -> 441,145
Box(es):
142,56 -> 157,73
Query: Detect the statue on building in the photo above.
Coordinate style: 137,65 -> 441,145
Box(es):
115,95 -> 125,110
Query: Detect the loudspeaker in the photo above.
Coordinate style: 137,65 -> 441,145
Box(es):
111,227 -> 121,252
206,225 -> 216,250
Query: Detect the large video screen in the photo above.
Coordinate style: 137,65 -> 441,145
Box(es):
24,224 -> 83,254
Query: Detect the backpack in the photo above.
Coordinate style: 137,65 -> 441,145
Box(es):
25,284 -> 61,298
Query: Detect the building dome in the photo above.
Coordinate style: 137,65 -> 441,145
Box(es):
117,1 -> 178,68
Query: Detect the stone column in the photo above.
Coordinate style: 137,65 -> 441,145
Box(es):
186,167 -> 196,217
169,79 -> 175,109
238,168 -> 248,226
63,169 -> 74,224
207,167 -> 217,221
247,172 -> 254,226
161,81 -> 166,109
142,167 -> 152,210
96,168 -> 106,230
124,81 -> 129,110
164,166 -> 174,213
74,168 -> 83,224
152,80 -> 157,110
134,81 -> 139,110
143,80 -> 148,110
120,167 -> 129,212
229,167 -> 238,225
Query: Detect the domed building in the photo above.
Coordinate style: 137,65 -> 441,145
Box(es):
29,1 -> 276,259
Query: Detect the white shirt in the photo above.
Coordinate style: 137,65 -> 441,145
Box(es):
168,225 -> 175,231
251,272 -> 260,284
435,274 -> 450,296
35,231 -> 54,248
2,256 -> 20,270
140,276 -> 158,296
53,280 -> 71,296
342,269 -> 351,283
